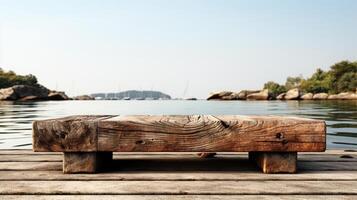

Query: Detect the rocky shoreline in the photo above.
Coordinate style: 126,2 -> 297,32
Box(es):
0,85 -> 70,101
207,88 -> 357,101
0,85 -> 94,101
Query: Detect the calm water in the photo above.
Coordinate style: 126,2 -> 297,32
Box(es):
0,100 -> 356,149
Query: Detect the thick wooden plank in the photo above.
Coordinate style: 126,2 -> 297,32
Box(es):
2,149 -> 353,155
32,115 -> 326,152
32,115 -> 116,152
2,171 -> 357,181
1,149 -> 354,154
98,115 -> 326,152
1,181 -> 357,195
1,149 -> 354,155
250,152 -> 297,173
0,154 -> 357,162
0,195 -> 355,200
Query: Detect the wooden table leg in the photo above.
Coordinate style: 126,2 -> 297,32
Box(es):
249,152 -> 297,173
63,152 -> 112,174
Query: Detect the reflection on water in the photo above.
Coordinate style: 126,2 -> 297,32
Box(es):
0,100 -> 356,149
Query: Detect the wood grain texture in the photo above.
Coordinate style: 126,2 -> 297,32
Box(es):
2,160 -> 357,171
63,152 -> 113,173
1,153 -> 355,162
33,115 -> 115,152
97,115 -> 326,152
249,152 -> 297,173
63,152 -> 97,173
1,181 -> 357,195
3,149 -> 353,155
1,149 -> 357,198
1,195 -> 356,200
4,170 -> 357,181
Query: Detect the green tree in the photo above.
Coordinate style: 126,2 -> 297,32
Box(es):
337,72 -> 357,92
263,60 -> 357,95
300,68 -> 332,93
0,68 -> 39,89
329,61 -> 357,93
263,81 -> 287,97
285,75 -> 303,90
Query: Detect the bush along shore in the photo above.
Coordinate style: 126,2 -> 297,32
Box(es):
208,60 -> 357,100
0,68 -> 71,101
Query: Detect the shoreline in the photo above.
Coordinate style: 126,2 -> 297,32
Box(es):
207,89 -> 357,101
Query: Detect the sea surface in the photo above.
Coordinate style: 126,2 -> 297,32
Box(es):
0,100 -> 356,149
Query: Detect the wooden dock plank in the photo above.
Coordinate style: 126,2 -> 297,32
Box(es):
1,180 -> 357,195
1,195 -> 356,200
1,159 -> 357,171
0,149 -> 356,198
0,162 -> 62,171
2,171 -> 357,181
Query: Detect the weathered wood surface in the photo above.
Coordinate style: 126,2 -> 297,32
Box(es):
0,150 -> 357,199
63,152 -> 113,173
6,149 -> 356,155
33,115 -> 114,152
0,195 -> 356,200
33,115 -> 326,152
2,180 -> 357,195
1,153 -> 357,162
3,170 -> 357,181
249,152 -> 297,173
2,160 -> 357,171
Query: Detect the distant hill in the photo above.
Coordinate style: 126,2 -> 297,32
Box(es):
91,90 -> 171,100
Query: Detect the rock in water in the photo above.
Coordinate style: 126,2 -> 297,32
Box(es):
328,92 -> 357,100
0,87 -> 17,100
313,93 -> 329,100
246,89 -> 270,100
207,91 -> 233,100
47,91 -> 70,100
0,85 -> 70,101
276,93 -> 286,100
327,94 -> 338,100
236,90 -> 261,100
337,92 -> 357,100
0,85 -> 49,100
285,88 -> 300,100
73,95 -> 95,100
301,93 -> 313,100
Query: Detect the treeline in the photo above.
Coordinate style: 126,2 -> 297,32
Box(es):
0,68 -> 38,89
264,61 -> 357,97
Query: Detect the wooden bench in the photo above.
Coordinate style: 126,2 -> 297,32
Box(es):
32,115 -> 326,174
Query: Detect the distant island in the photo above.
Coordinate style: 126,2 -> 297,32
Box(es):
208,60 -> 357,100
91,90 -> 171,100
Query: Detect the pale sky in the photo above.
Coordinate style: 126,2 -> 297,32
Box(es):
0,0 -> 357,98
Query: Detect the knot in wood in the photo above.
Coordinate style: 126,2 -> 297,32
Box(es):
135,140 -> 145,145
276,133 -> 284,139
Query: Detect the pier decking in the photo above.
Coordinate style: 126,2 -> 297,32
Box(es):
0,149 -> 357,199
